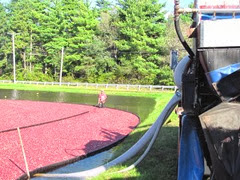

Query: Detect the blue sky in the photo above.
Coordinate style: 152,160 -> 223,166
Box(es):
0,0 -> 9,3
160,0 -> 194,12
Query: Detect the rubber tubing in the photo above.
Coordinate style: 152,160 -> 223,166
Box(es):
35,92 -> 181,179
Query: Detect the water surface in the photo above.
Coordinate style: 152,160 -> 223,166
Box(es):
0,89 -> 154,121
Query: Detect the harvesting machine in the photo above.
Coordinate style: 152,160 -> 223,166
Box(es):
174,0 -> 240,179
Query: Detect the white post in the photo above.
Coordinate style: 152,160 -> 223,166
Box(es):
12,32 -> 16,83
17,127 -> 30,179
29,33 -> 33,72
59,47 -> 64,85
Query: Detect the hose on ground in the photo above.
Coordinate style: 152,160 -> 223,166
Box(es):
34,92 -> 181,179
116,92 -> 180,173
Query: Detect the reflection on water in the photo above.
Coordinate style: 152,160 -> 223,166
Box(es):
0,89 -> 155,122
0,89 -> 155,177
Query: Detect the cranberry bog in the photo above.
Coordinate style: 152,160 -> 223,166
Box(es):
0,100 -> 139,179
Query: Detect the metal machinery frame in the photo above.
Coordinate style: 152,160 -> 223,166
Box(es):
174,1 -> 240,179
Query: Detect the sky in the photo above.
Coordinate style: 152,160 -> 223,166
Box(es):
160,0 -> 194,12
0,0 -> 9,3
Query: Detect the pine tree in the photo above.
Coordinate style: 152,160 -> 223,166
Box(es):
8,0 -> 50,74
38,0 -> 68,77
0,3 -> 10,73
115,0 -> 167,84
95,0 -> 118,82
59,0 -> 98,80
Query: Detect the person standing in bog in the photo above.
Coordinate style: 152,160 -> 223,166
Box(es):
98,90 -> 107,108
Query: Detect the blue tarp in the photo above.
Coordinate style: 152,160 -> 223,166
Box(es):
178,115 -> 204,180
207,62 -> 240,83
201,13 -> 240,20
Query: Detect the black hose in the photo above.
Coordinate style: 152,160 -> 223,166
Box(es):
174,0 -> 195,58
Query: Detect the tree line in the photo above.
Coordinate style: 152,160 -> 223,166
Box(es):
0,0 -> 191,85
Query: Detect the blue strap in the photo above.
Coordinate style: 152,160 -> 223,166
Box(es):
201,13 -> 240,20
207,62 -> 240,83
178,115 -> 204,180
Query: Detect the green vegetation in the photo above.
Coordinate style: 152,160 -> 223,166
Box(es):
0,82 -> 171,95
0,0 -> 192,178
0,83 -> 178,179
93,90 -> 178,180
0,0 -> 191,85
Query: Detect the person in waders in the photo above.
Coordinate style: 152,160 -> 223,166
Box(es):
98,90 -> 107,108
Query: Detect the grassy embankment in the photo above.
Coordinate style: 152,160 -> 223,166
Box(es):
0,83 -> 179,179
